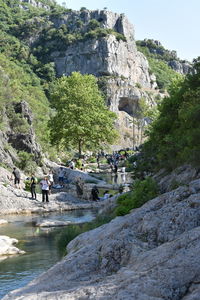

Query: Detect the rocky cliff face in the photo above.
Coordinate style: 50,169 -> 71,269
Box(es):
0,101 -> 42,168
138,39 -> 193,75
19,0 -> 55,9
168,59 -> 192,74
50,10 -> 159,148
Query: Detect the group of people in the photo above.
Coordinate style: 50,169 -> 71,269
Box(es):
96,150 -> 129,173
30,171 -> 54,203
10,149 -> 123,203
11,167 -> 54,203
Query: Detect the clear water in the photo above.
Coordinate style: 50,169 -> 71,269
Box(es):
0,210 -> 96,299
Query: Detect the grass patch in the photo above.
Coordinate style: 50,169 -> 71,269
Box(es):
54,214 -> 114,255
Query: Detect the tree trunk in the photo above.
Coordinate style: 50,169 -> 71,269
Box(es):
78,140 -> 82,157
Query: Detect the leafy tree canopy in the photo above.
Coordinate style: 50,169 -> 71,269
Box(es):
139,57 -> 200,172
49,72 -> 118,155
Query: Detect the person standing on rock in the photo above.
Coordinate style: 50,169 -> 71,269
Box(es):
40,176 -> 50,202
91,185 -> 99,201
75,177 -> 84,198
30,174 -> 37,200
58,167 -> 65,185
12,167 -> 21,189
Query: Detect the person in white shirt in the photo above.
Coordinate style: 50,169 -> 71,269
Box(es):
40,176 -> 50,202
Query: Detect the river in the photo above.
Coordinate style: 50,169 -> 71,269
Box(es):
0,209 -> 97,299
0,171 -> 132,299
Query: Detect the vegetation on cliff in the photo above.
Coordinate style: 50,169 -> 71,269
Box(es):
137,39 -> 183,89
0,0 -> 123,167
0,0 -> 195,170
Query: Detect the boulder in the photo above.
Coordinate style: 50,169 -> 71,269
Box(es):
36,220 -> 72,227
0,219 -> 8,225
0,236 -> 25,256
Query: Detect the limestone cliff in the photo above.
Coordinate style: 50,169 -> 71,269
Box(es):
137,39 -> 193,75
49,10 -> 159,148
0,101 -> 42,168
19,0 -> 55,9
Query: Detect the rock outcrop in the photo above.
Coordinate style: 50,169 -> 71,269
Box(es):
0,100 -> 42,167
168,59 -> 192,74
154,164 -> 200,193
0,219 -> 8,225
19,0 -> 55,10
137,39 -> 193,75
0,236 -> 25,256
35,220 -> 73,227
50,10 -> 159,148
4,175 -> 200,299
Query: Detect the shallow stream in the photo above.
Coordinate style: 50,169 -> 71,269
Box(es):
0,171 -> 132,299
0,209 -> 96,299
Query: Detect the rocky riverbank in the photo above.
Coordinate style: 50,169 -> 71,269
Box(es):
3,168 -> 200,299
0,181 -> 115,216
0,164 -> 120,262
0,165 -> 119,216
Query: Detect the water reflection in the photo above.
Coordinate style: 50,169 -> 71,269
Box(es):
92,172 -> 132,186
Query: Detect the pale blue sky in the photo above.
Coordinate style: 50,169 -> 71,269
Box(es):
55,0 -> 199,62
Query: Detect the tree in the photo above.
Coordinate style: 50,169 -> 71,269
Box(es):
139,58 -> 200,171
49,72 -> 118,155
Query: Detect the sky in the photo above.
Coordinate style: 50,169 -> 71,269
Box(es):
55,0 -> 199,62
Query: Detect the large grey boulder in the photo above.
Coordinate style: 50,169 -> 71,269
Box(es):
4,178 -> 200,299
154,164 -> 200,193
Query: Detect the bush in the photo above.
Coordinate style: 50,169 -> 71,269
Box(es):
115,177 -> 159,216
16,151 -> 37,173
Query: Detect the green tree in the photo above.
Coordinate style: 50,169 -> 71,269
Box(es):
49,72 -> 118,155
138,58 -> 200,171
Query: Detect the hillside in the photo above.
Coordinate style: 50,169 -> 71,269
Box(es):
0,0 -> 60,170
0,0 -> 193,169
0,0 -> 158,160
137,39 -> 192,89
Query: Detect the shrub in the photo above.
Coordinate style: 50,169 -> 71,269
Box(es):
88,19 -> 100,30
16,151 -> 37,173
115,177 -> 159,216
